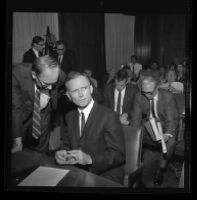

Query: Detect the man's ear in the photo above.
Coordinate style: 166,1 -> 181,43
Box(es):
90,85 -> 93,94
32,71 -> 36,79
66,91 -> 71,100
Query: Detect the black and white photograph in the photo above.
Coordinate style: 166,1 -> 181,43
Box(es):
4,0 -> 192,196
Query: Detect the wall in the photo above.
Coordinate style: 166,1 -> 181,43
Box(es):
105,14 -> 135,72
135,14 -> 187,67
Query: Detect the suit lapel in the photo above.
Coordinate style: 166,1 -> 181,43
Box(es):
25,68 -> 35,102
122,85 -> 129,111
72,111 -> 80,141
157,91 -> 163,115
111,85 -> 115,110
79,102 -> 98,140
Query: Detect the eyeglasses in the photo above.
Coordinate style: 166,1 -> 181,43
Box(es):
141,91 -> 155,96
35,74 -> 57,90
141,86 -> 158,96
56,48 -> 64,51
37,43 -> 45,47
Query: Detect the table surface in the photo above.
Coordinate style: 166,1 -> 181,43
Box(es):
11,149 -> 124,188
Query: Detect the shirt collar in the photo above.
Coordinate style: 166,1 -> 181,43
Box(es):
153,91 -> 159,101
78,98 -> 94,116
32,48 -> 39,58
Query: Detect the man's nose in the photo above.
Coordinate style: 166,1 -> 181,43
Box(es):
78,89 -> 84,97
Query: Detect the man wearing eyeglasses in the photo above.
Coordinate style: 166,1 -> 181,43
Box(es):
55,40 -> 77,74
22,36 -> 45,63
131,70 -> 179,186
12,56 -> 66,154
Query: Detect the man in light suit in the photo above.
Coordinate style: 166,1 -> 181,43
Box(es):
55,71 -> 125,184
23,36 -> 45,63
12,56 -> 66,154
103,69 -> 139,125
131,70 -> 179,185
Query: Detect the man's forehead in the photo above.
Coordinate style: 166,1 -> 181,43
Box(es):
67,75 -> 90,88
142,79 -> 156,89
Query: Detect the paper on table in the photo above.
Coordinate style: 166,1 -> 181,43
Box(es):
18,166 -> 70,186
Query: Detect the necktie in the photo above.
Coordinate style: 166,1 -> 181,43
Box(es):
39,51 -> 43,57
132,64 -> 136,81
32,89 -> 41,139
116,91 -> 121,115
80,112 -> 85,136
58,56 -> 61,67
149,99 -> 156,119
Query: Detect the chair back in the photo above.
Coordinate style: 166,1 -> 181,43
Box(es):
173,93 -> 185,116
122,126 -> 143,175
173,93 -> 185,141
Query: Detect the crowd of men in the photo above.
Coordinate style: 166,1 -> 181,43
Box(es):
11,35 -> 186,186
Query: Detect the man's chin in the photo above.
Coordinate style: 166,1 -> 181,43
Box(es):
77,102 -> 88,109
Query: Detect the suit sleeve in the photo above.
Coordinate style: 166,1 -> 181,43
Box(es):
59,114 -> 72,151
22,52 -> 31,63
130,93 -> 143,128
12,68 -> 24,138
89,112 -> 125,174
102,85 -> 110,108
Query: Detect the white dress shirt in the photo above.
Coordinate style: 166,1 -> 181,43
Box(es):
128,62 -> 142,77
114,87 -> 126,115
78,98 -> 94,137
32,48 -> 40,58
58,55 -> 63,66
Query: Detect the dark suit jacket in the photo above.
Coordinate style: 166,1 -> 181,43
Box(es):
12,63 -> 66,152
61,102 -> 125,184
22,48 -> 40,63
56,49 -> 77,74
131,89 -> 179,137
103,82 -> 139,119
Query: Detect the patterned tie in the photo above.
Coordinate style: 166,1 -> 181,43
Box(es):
80,112 -> 85,137
116,91 -> 121,115
32,88 -> 41,139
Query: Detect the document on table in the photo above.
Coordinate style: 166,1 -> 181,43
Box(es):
18,166 -> 70,186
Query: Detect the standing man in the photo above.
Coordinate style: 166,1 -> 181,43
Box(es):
23,36 -> 45,63
12,56 -> 66,154
55,40 -> 77,74
103,69 -> 139,125
127,55 -> 143,82
131,70 -> 179,185
55,71 -> 125,184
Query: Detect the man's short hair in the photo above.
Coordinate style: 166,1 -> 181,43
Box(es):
165,69 -> 177,80
56,40 -> 65,47
65,71 -> 90,89
31,36 -> 44,46
141,69 -> 160,85
32,55 -> 59,75
130,55 -> 137,60
122,65 -> 130,71
114,69 -> 128,82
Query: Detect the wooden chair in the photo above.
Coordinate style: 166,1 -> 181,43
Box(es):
122,125 -> 144,188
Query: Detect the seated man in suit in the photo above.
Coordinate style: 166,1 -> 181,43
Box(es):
130,70 -> 179,185
55,40 -> 78,74
55,71 -> 125,184
12,56 -> 66,154
103,69 -> 139,125
23,36 -> 45,63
